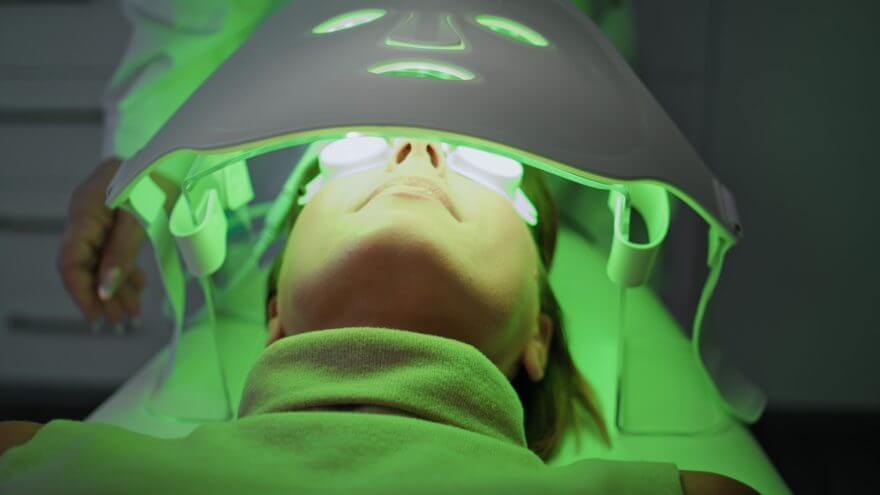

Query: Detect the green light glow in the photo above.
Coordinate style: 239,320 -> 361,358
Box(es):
384,16 -> 466,51
474,15 -> 549,47
385,37 -> 466,51
368,61 -> 475,81
312,9 -> 386,34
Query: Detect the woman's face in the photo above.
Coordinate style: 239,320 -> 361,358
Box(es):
267,139 -> 552,381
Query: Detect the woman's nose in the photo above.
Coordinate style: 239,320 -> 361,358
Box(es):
392,139 -> 444,171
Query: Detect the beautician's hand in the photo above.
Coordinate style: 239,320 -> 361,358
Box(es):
57,157 -> 148,331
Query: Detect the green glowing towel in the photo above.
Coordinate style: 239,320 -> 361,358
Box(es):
0,327 -> 681,494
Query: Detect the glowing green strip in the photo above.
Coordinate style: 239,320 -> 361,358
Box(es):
474,15 -> 549,47
384,16 -> 466,51
368,61 -> 475,81
312,9 -> 386,34
385,37 -> 466,51
111,126 -> 738,244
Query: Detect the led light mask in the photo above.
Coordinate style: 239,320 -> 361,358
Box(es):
104,0 -> 763,430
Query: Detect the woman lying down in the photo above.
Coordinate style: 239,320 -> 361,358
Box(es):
0,139 -> 757,494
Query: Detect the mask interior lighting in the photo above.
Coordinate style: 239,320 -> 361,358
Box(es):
368,61 -> 475,81
313,9 -> 387,34
474,15 -> 549,47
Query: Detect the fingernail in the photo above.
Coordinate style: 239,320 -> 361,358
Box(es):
98,267 -> 121,301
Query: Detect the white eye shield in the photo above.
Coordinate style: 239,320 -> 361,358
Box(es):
303,136 -> 539,226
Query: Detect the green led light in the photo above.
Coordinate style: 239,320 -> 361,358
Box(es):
368,61 -> 475,81
384,16 -> 466,51
385,37 -> 466,51
312,9 -> 386,34
474,15 -> 549,47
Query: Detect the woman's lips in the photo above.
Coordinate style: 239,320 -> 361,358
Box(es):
360,177 -> 460,221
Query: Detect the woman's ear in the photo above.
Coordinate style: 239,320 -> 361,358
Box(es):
523,312 -> 554,382
266,296 -> 284,347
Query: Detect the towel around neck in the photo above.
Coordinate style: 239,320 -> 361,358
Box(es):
237,327 -> 527,447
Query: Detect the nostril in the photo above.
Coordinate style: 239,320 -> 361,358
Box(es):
426,144 -> 439,168
396,143 -> 412,163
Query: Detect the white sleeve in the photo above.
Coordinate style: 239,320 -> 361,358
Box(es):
101,0 -> 284,166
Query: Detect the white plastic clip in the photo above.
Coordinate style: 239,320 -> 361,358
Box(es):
169,189 -> 228,277
606,184 -> 670,287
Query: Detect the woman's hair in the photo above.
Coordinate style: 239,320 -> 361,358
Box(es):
265,151 -> 608,461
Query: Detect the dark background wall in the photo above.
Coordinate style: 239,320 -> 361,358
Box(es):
704,1 -> 878,410
636,0 -> 879,409
1,1 -> 877,493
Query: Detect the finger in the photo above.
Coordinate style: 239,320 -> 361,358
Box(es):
127,267 -> 146,292
57,258 -> 102,323
58,157 -> 124,325
100,297 -> 126,329
116,282 -> 141,318
64,213 -> 111,262
97,209 -> 145,302
57,217 -> 111,323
